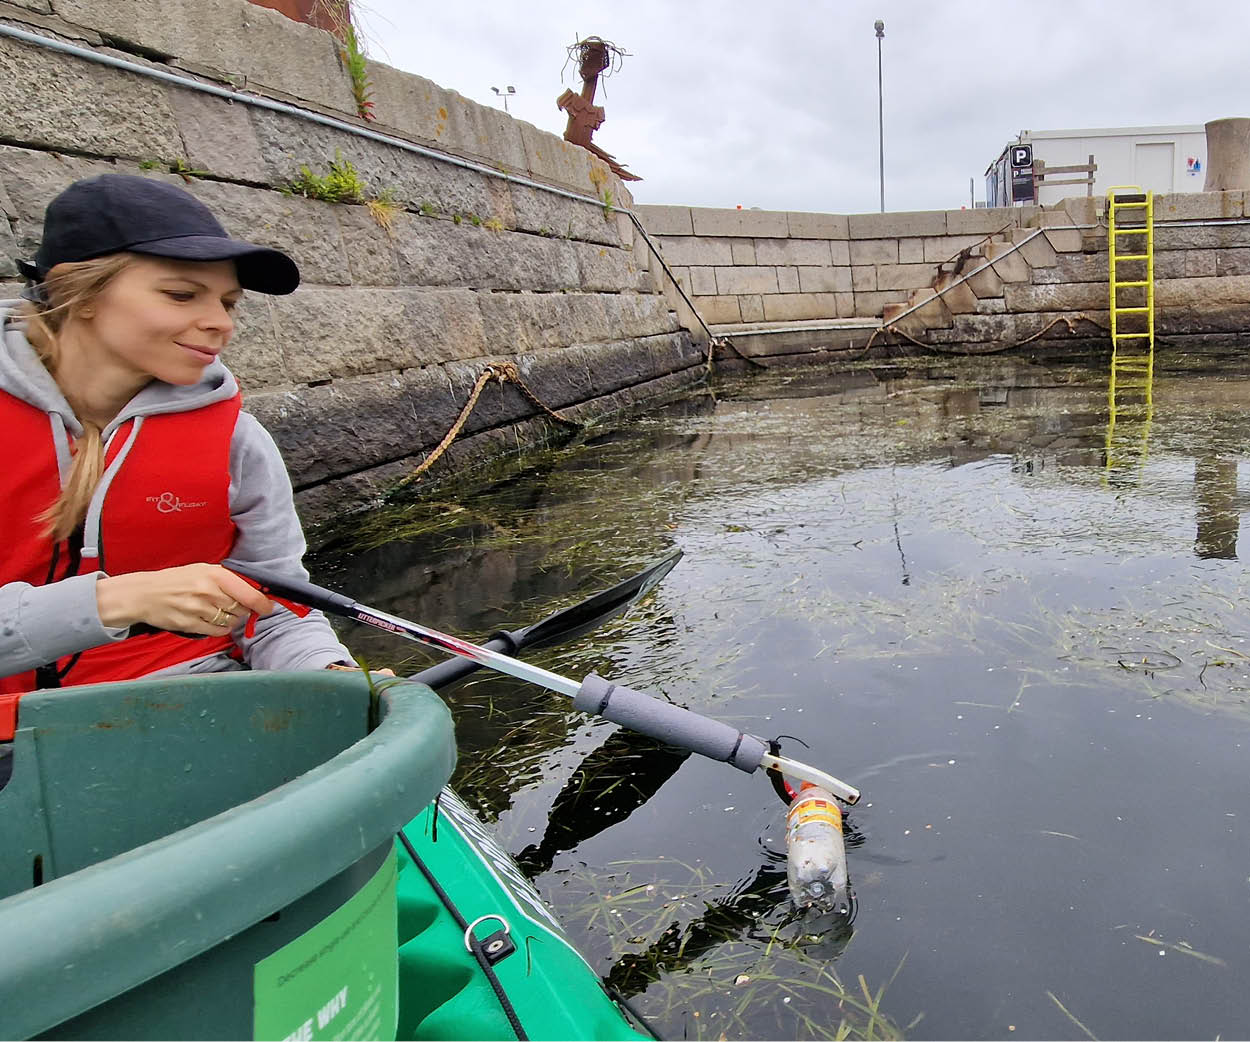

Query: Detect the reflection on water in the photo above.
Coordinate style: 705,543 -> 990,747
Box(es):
1195,457 -> 1239,559
317,352 -> 1250,1040
1104,344 -> 1155,484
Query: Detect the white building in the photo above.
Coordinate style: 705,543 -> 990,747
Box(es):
985,125 -> 1208,207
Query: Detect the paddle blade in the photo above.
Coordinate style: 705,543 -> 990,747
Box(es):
516,548 -> 683,650
408,548 -> 682,692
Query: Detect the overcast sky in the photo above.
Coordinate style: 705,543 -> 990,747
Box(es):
352,1 -> 1250,215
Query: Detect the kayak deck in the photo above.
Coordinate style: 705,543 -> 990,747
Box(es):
396,789 -> 651,1041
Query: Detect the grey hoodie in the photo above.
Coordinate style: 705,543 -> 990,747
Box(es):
0,301 -> 353,680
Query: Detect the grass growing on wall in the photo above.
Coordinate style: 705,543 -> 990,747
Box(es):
589,162 -> 615,220
340,20 -> 375,121
366,189 -> 401,233
314,0 -> 376,121
284,150 -> 368,202
138,157 -> 211,181
282,150 -> 401,233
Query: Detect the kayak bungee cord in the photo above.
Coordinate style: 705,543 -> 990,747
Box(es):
235,567 -> 860,805
395,828 -> 529,1041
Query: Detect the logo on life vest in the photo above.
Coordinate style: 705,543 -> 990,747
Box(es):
147,491 -> 209,513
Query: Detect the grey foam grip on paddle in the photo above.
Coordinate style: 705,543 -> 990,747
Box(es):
575,673 -> 767,773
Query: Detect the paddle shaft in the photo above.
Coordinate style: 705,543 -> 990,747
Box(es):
409,631 -> 518,690
293,582 -> 583,696
238,569 -> 860,803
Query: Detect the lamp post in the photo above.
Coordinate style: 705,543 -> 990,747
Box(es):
491,85 -> 516,112
875,20 -> 885,213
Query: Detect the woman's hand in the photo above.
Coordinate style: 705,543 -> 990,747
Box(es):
96,564 -> 275,635
325,662 -> 396,676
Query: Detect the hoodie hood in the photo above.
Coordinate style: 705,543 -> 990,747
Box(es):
0,300 -> 239,438
2,299 -> 243,562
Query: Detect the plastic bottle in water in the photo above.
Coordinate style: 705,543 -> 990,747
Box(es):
786,781 -> 850,912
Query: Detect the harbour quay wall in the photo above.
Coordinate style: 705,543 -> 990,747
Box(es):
637,195 -> 1250,363
0,0 -> 696,526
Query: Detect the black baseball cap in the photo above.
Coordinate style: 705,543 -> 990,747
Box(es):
17,174 -> 300,295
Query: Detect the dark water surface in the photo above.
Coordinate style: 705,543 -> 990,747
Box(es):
316,354 -> 1250,1041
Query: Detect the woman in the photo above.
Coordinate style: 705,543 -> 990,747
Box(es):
0,173 -> 362,700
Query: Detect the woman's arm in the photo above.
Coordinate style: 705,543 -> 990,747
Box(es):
2,560 -> 273,678
222,412 -> 355,671
0,572 -> 128,676
0,415 -> 352,680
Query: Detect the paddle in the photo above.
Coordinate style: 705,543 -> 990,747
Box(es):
408,549 -> 684,691
235,564 -> 860,804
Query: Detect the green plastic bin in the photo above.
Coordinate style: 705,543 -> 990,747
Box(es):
0,671 -> 456,1040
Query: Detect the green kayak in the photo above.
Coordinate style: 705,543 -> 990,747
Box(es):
0,671 -> 651,1041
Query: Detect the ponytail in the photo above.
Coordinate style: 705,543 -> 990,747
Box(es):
15,255 -> 133,541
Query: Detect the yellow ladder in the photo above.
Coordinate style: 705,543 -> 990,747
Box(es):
1110,187 -> 1155,479
1107,185 -> 1154,351
1105,186 -> 1155,481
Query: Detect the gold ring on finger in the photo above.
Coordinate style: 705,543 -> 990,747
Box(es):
211,608 -> 230,627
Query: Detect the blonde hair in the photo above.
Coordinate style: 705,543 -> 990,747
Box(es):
16,254 -> 135,542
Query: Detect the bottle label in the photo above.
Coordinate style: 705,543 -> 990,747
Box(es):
787,796 -> 842,835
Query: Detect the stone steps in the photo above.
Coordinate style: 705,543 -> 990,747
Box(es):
877,212 -> 1090,349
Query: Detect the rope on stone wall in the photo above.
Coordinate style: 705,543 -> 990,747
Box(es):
714,336 -> 769,370
503,362 -> 585,428
867,312 -> 1110,357
1014,313 -> 1108,347
713,312 -> 1112,370
391,362 -> 581,492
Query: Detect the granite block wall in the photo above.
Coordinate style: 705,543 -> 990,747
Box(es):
0,0 -> 699,523
638,193 -> 1250,360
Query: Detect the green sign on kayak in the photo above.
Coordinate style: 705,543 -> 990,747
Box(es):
254,851 -> 399,1042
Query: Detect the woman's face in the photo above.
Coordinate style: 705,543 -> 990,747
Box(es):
76,256 -> 243,386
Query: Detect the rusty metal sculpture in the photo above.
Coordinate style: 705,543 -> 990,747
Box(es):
557,36 -> 641,181
248,0 -> 345,33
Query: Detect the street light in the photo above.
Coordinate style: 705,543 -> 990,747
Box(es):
874,20 -> 885,213
491,85 -> 516,112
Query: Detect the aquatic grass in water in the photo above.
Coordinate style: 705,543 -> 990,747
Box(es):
549,861 -> 906,1041
320,352 -> 1250,1039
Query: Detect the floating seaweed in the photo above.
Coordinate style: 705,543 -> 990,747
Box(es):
318,350 -> 1250,1039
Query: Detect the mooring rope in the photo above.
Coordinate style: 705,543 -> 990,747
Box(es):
855,308 -> 1110,357
712,311 -> 1112,371
714,336 -> 768,370
499,362 -> 584,428
863,311 -> 1109,357
1013,313 -> 1108,347
392,362 -> 581,491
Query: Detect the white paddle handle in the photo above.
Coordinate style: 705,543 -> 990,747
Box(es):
761,751 -> 860,805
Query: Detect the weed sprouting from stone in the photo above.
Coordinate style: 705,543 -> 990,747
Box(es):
137,157 -> 210,180
314,0 -> 375,120
366,188 -> 401,233
283,151 -> 404,232
284,150 -> 367,203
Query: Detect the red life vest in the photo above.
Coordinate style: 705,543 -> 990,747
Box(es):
0,390 -> 242,695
